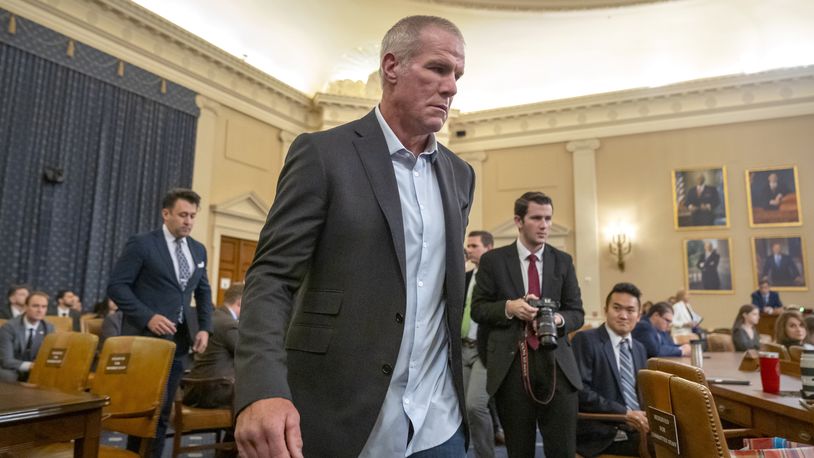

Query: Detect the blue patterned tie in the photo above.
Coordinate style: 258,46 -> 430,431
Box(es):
175,238 -> 190,289
619,338 -> 640,410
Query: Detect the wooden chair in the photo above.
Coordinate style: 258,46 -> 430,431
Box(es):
28,332 -> 98,393
711,327 -> 732,335
0,318 -> 6,327
760,342 -> 790,360
780,359 -> 801,377
568,323 -> 593,342
673,333 -> 699,346
29,336 -> 176,457
789,345 -> 804,362
81,317 -> 104,336
43,315 -> 73,333
171,376 -> 235,457
707,333 -> 735,352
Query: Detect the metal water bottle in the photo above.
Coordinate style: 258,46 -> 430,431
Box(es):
690,339 -> 704,368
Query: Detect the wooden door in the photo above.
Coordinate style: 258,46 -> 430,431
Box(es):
217,235 -> 257,305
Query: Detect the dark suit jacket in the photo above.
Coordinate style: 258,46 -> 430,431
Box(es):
184,307 -> 238,408
107,229 -> 213,345
235,110 -> 475,457
0,304 -> 19,320
468,269 -> 490,366
684,185 -> 720,226
572,325 -> 647,457
471,242 -> 584,396
632,318 -> 682,357
761,254 -> 800,286
751,290 -> 783,310
697,250 -> 720,290
47,307 -> 82,332
0,316 -> 55,381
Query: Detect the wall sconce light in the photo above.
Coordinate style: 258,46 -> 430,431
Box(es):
608,224 -> 633,271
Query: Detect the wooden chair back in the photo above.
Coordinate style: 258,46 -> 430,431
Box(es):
760,342 -> 790,360
81,317 -> 104,336
28,332 -> 98,392
668,375 -> 731,457
789,345 -> 803,362
673,333 -> 700,346
93,336 -> 176,441
707,333 -> 735,352
780,359 -> 801,377
637,369 -> 679,457
568,323 -> 593,342
711,327 -> 732,335
43,315 -> 72,333
647,358 -> 709,388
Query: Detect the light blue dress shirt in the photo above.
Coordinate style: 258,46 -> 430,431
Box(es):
359,107 -> 461,457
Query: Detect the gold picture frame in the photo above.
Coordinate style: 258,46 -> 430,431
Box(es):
672,166 -> 730,230
745,165 -> 803,227
751,235 -> 808,291
683,238 -> 734,294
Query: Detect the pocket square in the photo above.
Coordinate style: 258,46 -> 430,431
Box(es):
197,262 -> 205,268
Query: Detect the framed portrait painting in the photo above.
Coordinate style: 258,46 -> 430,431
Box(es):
684,238 -> 734,294
752,236 -> 807,291
746,166 -> 802,227
672,167 -> 729,230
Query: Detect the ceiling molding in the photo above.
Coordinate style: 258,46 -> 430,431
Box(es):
449,66 -> 814,152
416,0 -> 665,12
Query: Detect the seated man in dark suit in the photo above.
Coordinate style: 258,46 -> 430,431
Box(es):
50,289 -> 82,331
751,280 -> 783,314
572,282 -> 649,457
0,291 -> 55,381
632,302 -> 690,358
1,284 -> 30,320
183,283 -> 242,409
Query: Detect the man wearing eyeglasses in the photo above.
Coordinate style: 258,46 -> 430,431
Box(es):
631,302 -> 690,358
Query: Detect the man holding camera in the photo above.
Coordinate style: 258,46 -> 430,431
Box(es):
471,191 -> 584,457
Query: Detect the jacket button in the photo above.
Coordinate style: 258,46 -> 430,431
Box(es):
381,364 -> 393,375
395,313 -> 404,324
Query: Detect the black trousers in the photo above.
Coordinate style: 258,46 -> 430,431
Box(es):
494,353 -> 577,458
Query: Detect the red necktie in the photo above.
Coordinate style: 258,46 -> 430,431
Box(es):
526,254 -> 541,350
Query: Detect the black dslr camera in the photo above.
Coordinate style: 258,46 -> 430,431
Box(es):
527,297 -> 560,349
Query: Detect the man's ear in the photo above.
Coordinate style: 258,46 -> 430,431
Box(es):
381,53 -> 399,84
514,215 -> 522,229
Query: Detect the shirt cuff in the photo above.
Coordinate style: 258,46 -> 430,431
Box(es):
19,361 -> 32,372
556,313 -> 565,328
505,300 -> 513,319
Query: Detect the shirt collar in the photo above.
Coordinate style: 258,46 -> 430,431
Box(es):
163,224 -> 184,245
23,317 -> 40,331
516,239 -> 544,262
374,105 -> 438,161
604,323 -> 630,346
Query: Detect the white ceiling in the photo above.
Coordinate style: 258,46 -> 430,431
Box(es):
132,0 -> 814,112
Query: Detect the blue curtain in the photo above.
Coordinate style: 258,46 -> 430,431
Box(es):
0,11 -> 199,308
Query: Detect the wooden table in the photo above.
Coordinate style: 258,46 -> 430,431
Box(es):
0,382 -> 108,457
675,352 -> 814,444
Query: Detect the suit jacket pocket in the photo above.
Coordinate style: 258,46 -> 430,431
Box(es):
300,290 -> 343,315
286,324 -> 334,354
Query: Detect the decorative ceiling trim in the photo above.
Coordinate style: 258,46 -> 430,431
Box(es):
2,0 -> 314,132
449,66 -> 814,152
417,0 -> 665,12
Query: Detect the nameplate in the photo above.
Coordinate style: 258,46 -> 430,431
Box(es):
45,348 -> 67,367
647,406 -> 680,454
105,353 -> 130,374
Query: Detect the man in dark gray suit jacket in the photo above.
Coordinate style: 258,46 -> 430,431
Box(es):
572,283 -> 649,457
235,15 -> 473,458
184,283 -> 242,408
108,188 -> 213,457
471,192 -> 584,458
0,291 -> 55,381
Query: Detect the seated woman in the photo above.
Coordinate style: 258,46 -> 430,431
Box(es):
774,310 -> 806,349
804,316 -> 814,350
732,304 -> 761,351
671,289 -> 703,337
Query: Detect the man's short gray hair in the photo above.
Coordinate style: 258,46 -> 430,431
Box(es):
379,15 -> 464,80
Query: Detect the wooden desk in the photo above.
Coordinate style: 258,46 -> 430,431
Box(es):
0,382 -> 108,457
675,352 -> 814,444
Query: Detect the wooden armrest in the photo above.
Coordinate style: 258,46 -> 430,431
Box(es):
578,412 -> 628,422
723,428 -> 756,438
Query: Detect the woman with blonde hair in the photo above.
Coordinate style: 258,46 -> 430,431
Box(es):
731,304 -> 760,351
671,289 -> 702,336
774,310 -> 806,349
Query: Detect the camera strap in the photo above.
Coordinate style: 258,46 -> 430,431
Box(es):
518,323 -> 556,405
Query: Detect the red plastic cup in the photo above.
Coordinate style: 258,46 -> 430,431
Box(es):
759,351 -> 781,394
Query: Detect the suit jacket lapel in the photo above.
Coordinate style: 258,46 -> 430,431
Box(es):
435,148 -> 465,311
153,230 -> 182,291
541,245 -> 556,299
504,244 -> 525,297
352,111 -> 406,286
599,326 -> 623,396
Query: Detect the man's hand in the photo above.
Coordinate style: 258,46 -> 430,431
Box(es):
236,398 -> 303,458
680,343 -> 692,357
506,295 -> 540,322
625,410 -> 649,433
147,314 -> 176,336
192,330 -> 209,353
